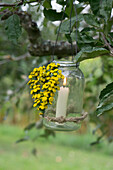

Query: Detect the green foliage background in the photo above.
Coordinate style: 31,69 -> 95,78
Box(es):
0,0 -> 113,143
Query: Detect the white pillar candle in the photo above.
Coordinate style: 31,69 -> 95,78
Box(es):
56,78 -> 69,118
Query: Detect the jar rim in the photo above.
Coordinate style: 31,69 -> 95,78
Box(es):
53,60 -> 79,67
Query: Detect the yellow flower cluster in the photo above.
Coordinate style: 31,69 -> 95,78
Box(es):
27,62 -> 64,116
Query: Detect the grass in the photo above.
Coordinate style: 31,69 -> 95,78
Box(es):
0,124 -> 113,170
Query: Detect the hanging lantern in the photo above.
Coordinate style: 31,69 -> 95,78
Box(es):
27,0 -> 88,132
27,60 -> 87,131
43,60 -> 87,131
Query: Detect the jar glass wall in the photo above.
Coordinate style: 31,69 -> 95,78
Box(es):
43,61 -> 85,131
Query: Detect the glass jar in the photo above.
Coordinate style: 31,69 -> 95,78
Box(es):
43,60 -> 85,131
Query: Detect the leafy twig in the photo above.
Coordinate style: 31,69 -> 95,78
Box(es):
101,32 -> 113,55
0,53 -> 30,65
0,0 -> 40,7
0,1 -> 23,7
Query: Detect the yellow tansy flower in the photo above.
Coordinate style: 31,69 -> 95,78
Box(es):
50,92 -> 55,97
39,105 -> 45,110
57,63 -> 60,66
33,85 -> 37,89
49,87 -> 52,91
33,103 -> 37,107
49,97 -> 54,102
34,100 -> 40,104
56,86 -> 60,90
27,80 -> 32,85
52,89 -> 56,93
37,94 -> 41,98
44,92 -> 49,97
53,73 -> 58,76
46,66 -> 50,70
33,89 -> 37,92
51,83 -> 54,87
42,97 -> 47,102
58,70 -> 62,74
30,90 -> 34,94
50,70 -> 54,73
45,106 -> 48,109
39,112 -> 43,115
29,75 -> 32,79
54,69 -> 58,72
27,62 -> 65,116
53,77 -> 58,81
46,77 -> 50,80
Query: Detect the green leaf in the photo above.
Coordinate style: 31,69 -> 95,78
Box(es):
107,33 -> 113,46
65,1 -> 84,17
83,14 -> 100,27
71,30 -> 95,45
75,47 -> 109,62
0,7 -> 12,20
56,0 -> 67,5
80,27 -> 96,33
0,7 -> 11,12
99,82 -> 113,100
60,15 -> 83,34
0,13 -> 4,20
43,8 -> 67,21
43,0 -> 52,9
92,124 -> 102,134
16,136 -> 29,143
76,3 -> 84,14
78,0 -> 101,16
109,32 -> 113,38
81,34 -> 95,43
96,82 -> 113,117
5,14 -> 22,44
24,122 -> 35,131
104,18 -> 113,35
65,34 -> 72,43
89,0 -> 100,15
97,103 -> 113,117
65,1 -> 75,17
101,55 -> 113,76
100,0 -> 113,23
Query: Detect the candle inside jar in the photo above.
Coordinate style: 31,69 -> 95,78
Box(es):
56,77 -> 69,118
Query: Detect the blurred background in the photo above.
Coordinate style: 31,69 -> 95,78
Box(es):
0,0 -> 113,170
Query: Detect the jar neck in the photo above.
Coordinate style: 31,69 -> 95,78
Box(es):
53,60 -> 79,68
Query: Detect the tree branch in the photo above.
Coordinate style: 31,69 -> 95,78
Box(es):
101,32 -> 113,55
29,41 -> 78,56
0,53 -> 30,65
1,11 -> 78,57
0,1 -> 23,7
17,12 -> 79,57
1,11 -> 111,61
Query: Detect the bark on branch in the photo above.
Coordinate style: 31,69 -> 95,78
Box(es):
19,12 -> 78,57
1,11 -> 78,57
29,41 -> 78,56
1,11 -> 111,60
101,32 -> 113,55
0,2 -> 23,7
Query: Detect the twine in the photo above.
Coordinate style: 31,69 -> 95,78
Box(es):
44,112 -> 88,123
